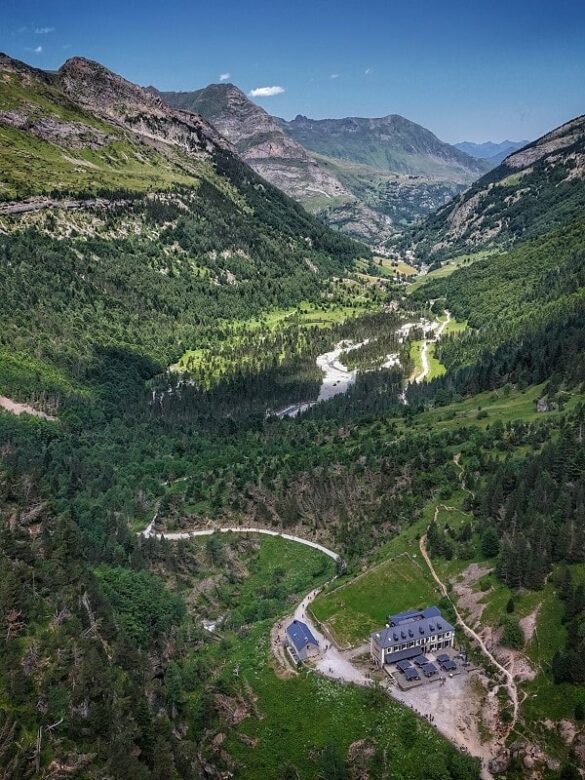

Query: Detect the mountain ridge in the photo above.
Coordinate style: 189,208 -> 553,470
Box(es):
454,139 -> 528,164
278,113 -> 490,181
398,113 -> 585,261
157,84 -> 488,245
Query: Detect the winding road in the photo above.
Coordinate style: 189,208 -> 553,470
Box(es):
142,520 -> 341,562
414,310 -> 451,384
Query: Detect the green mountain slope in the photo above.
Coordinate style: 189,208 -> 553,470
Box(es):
402,114 -> 585,262
1,51 -> 584,780
410,217 -> 585,394
0,53 -> 366,406
0,53 -> 235,199
157,86 -> 490,244
278,113 -> 489,182
156,83 -> 397,245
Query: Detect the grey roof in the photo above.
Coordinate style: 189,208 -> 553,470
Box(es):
422,662 -> 438,675
404,667 -> 420,680
372,607 -> 454,650
389,605 -> 442,626
414,655 -> 430,666
286,620 -> 318,652
384,646 -> 423,663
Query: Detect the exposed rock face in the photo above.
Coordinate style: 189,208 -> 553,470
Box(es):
403,113 -> 585,258
157,84 -> 478,246
58,57 -> 233,158
156,83 -> 347,202
504,117 -> 585,170
0,109 -> 114,149
488,748 -> 510,774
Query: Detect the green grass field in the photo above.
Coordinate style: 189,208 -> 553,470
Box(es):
399,384 -> 585,434
409,340 -> 424,378
174,297 -> 377,377
406,250 -> 496,295
427,342 -> 447,380
311,554 -> 441,647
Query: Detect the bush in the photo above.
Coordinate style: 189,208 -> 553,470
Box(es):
501,616 -> 524,649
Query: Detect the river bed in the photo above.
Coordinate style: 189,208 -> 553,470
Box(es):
274,338 -> 400,418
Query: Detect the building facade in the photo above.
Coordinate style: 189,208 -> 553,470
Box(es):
370,606 -> 455,667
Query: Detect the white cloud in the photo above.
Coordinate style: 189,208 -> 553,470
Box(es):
249,85 -> 285,97
219,72 -> 230,82
34,26 -> 55,34
330,73 -> 340,79
365,67 -> 373,75
25,45 -> 43,54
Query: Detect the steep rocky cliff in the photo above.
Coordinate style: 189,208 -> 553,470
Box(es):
402,114 -> 585,260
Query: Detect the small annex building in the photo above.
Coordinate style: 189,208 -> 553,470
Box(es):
286,619 -> 319,663
370,606 -> 455,667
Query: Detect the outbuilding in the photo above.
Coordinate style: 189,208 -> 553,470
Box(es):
286,619 -> 319,663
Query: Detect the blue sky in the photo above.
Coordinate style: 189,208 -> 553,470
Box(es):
1,0 -> 584,143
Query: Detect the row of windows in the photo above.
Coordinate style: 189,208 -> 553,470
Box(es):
385,632 -> 451,652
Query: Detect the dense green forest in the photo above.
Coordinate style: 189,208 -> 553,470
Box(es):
407,218 -> 585,408
1,51 -> 585,780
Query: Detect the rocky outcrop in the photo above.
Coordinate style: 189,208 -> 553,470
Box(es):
57,57 -> 233,159
400,113 -> 585,258
157,84 -> 397,245
157,83 -> 347,202
0,109 -> 114,149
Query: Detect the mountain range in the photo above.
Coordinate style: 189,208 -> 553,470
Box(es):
1,48 -> 585,780
156,84 -> 491,246
454,139 -> 528,165
401,114 -> 585,261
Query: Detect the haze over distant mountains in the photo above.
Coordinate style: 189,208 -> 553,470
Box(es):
454,140 -> 528,165
157,83 -> 491,247
280,114 -> 488,181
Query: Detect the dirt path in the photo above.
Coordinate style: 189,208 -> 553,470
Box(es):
419,527 -> 519,741
414,310 -> 451,383
0,395 -> 57,421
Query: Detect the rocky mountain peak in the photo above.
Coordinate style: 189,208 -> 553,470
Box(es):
58,56 -> 165,116
57,58 -> 232,158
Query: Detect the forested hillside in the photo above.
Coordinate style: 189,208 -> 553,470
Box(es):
399,114 -> 585,262
1,48 -> 584,780
408,217 -> 585,406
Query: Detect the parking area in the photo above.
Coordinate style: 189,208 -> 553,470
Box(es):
384,646 -> 471,690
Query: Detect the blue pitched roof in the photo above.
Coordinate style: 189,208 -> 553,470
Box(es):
286,620 -> 318,651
